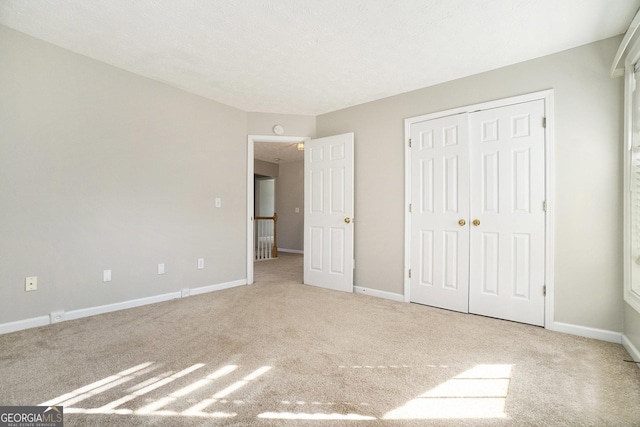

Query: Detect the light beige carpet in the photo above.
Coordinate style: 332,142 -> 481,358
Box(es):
1,252 -> 639,426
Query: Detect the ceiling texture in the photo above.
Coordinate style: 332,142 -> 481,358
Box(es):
1,0 -> 639,116
254,141 -> 304,165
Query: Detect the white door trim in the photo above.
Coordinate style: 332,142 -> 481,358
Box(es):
246,134 -> 311,285
404,89 -> 555,328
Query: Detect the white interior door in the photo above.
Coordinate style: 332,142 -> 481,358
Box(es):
303,133 -> 354,292
409,114 -> 470,312
468,100 -> 546,326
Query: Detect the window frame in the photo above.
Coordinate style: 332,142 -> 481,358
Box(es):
623,34 -> 640,313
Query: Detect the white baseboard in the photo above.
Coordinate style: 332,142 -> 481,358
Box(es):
622,334 -> 640,362
189,279 -> 246,296
550,321 -> 622,344
278,249 -> 304,254
65,291 -> 182,322
0,316 -> 50,335
0,279 -> 247,335
354,286 -> 404,303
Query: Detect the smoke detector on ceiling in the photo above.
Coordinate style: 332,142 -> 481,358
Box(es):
273,124 -> 284,135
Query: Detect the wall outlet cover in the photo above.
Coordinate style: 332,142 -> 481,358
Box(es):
50,310 -> 66,324
25,276 -> 37,292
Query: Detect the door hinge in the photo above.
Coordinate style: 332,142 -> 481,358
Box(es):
408,138 -> 412,148
409,203 -> 412,213
543,200 -> 547,212
409,269 -> 412,278
543,285 -> 547,296
542,117 -> 547,128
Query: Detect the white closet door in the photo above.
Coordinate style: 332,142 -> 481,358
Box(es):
468,100 -> 546,326
410,114 -> 470,313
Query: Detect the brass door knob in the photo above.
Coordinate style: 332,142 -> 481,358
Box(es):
473,219 -> 481,226
344,218 -> 351,224
458,219 -> 466,226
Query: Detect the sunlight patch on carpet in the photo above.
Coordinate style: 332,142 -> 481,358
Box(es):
39,362 -> 155,407
383,364 -> 513,420
40,362 -> 269,420
258,412 -> 376,420
39,362 -> 514,421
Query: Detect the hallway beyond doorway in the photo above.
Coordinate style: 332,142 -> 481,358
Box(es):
253,252 -> 302,285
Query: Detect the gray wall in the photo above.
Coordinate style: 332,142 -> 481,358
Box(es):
3,22 -> 638,347
247,113 -> 316,138
254,159 -> 279,177
0,25 -> 248,324
276,161 -> 304,251
317,36 -> 625,333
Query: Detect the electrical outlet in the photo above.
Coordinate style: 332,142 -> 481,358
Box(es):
158,263 -> 165,275
197,258 -> 204,269
215,198 -> 221,208
103,269 -> 112,282
25,276 -> 37,291
50,310 -> 65,324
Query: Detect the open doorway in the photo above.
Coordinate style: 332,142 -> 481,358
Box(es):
247,135 -> 310,285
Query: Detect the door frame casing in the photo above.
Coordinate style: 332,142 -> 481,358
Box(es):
247,135 -> 311,285
403,90 -> 555,328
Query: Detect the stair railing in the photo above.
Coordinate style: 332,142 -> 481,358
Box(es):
255,213 -> 278,260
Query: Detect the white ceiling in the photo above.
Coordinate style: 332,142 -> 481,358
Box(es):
1,0 -> 638,116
